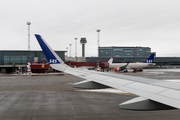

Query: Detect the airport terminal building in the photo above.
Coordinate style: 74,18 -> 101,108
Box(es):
96,46 -> 180,66
0,50 -> 66,73
0,49 -> 180,73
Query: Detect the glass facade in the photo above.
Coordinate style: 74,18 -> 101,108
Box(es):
99,46 -> 151,57
1,50 -> 180,68
0,50 -> 65,65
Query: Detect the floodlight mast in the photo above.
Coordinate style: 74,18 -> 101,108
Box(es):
74,38 -> 78,57
69,44 -> 72,57
66,47 -> 68,57
97,29 -> 101,57
27,21 -> 31,62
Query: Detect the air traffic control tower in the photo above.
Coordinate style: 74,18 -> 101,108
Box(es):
80,38 -> 87,57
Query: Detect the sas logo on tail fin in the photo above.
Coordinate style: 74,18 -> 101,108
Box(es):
49,59 -> 58,63
146,60 -> 153,63
34,34 -> 61,64
144,54 -> 155,63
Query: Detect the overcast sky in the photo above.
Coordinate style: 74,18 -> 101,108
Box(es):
1,0 -> 180,57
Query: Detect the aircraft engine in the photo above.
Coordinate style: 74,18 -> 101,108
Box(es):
114,67 -> 120,71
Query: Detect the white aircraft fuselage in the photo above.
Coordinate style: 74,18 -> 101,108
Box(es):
108,54 -> 155,72
109,62 -> 155,69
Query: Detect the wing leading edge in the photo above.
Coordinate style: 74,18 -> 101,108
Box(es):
35,34 -> 180,111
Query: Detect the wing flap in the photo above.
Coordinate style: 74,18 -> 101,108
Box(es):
159,89 -> 180,101
152,81 -> 180,90
125,82 -> 168,94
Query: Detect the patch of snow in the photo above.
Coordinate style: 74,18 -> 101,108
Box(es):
77,88 -> 128,94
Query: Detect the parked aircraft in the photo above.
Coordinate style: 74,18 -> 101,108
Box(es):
35,34 -> 180,111
108,54 -> 155,72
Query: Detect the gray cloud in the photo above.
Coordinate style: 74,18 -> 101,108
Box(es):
0,0 -> 180,57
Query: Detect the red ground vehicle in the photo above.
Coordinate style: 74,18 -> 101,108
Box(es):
31,60 -> 50,73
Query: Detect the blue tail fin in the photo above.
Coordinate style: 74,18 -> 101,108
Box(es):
144,54 -> 155,63
35,34 -> 68,71
35,34 -> 63,64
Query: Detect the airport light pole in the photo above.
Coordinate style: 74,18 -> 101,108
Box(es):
66,47 -> 68,57
97,29 -> 101,57
69,44 -> 72,57
27,21 -> 31,62
74,38 -> 78,58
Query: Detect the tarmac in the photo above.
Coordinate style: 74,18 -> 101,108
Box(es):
0,69 -> 180,120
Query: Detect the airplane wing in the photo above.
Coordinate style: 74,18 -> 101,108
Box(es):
35,34 -> 180,111
114,63 -> 129,71
120,63 -> 129,70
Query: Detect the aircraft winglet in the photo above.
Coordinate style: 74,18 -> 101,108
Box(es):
35,34 -> 68,71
